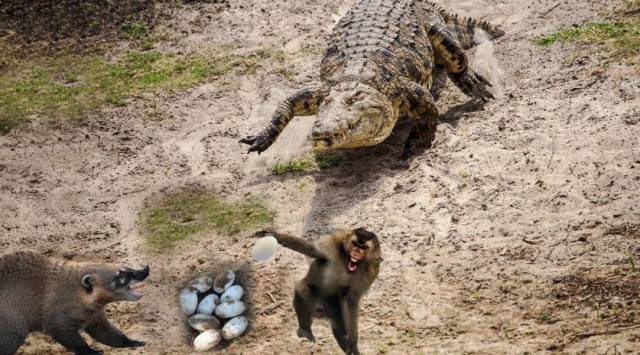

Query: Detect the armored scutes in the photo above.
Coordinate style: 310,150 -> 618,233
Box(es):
241,0 -> 504,155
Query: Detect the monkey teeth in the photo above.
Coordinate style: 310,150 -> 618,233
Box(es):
347,258 -> 360,272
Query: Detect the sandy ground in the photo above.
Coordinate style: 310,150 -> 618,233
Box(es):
2,0 -> 640,354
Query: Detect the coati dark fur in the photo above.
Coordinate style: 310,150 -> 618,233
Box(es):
0,250 -> 149,355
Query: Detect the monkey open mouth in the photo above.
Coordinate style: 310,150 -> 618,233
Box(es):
347,250 -> 365,272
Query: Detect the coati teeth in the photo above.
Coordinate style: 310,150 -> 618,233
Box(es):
221,316 -> 249,340
213,270 -> 235,293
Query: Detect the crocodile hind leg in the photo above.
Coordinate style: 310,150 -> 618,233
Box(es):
240,88 -> 326,154
400,81 -> 439,158
430,65 -> 448,101
427,24 -> 494,102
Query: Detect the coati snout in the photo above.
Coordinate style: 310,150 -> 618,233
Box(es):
0,251 -> 150,355
81,264 -> 150,302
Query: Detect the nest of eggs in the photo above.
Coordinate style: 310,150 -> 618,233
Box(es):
179,270 -> 249,352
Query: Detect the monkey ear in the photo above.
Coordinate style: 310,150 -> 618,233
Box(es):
81,274 -> 97,291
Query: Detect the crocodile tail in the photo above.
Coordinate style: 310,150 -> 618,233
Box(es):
440,12 -> 505,49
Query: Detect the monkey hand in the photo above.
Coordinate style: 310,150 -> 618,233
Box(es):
124,339 -> 146,348
252,228 -> 278,238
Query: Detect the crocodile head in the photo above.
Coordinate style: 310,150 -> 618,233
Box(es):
311,81 -> 396,150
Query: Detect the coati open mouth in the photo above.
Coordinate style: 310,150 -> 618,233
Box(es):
116,265 -> 150,301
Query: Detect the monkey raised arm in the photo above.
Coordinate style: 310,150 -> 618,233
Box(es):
254,229 -> 325,259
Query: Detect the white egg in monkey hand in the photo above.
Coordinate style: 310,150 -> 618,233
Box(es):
221,316 -> 248,340
251,235 -> 278,262
214,300 -> 246,319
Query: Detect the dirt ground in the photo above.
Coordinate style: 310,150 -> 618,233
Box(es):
2,0 -> 640,354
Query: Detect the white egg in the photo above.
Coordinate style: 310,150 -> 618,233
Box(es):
221,316 -> 248,340
188,314 -> 220,332
179,288 -> 198,316
213,270 -> 235,293
188,275 -> 213,293
251,236 -> 278,262
214,300 -> 246,319
196,294 -> 220,315
193,329 -> 221,352
220,285 -> 243,302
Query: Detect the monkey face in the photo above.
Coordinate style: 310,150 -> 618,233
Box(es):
82,265 -> 150,302
345,228 -> 380,273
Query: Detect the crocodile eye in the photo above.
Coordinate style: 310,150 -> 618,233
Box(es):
344,91 -> 365,105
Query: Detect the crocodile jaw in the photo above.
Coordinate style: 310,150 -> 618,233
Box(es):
311,84 -> 395,150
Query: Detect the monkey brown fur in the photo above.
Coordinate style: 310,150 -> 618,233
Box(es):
0,251 -> 149,355
256,228 -> 381,355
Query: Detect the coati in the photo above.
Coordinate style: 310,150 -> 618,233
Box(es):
0,250 -> 149,355
255,228 -> 381,355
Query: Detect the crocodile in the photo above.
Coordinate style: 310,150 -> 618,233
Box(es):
240,0 -> 504,156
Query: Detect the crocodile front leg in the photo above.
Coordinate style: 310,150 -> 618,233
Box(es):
240,88 -> 325,154
399,81 -> 439,158
427,24 -> 494,102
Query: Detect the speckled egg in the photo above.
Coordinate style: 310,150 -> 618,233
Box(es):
221,316 -> 248,340
214,300 -> 246,319
220,285 -> 243,302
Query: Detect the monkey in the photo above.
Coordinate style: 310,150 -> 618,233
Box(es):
0,250 -> 150,355
255,228 -> 381,355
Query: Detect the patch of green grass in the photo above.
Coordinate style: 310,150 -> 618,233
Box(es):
0,47 -> 285,133
139,191 -> 274,249
314,151 -> 345,169
271,152 -> 346,175
534,21 -> 640,58
272,157 -> 315,175
122,22 -> 148,40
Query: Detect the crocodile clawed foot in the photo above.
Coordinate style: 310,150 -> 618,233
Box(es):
239,134 -> 271,154
450,69 -> 495,102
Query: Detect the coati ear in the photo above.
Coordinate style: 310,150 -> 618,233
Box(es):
81,274 -> 97,291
